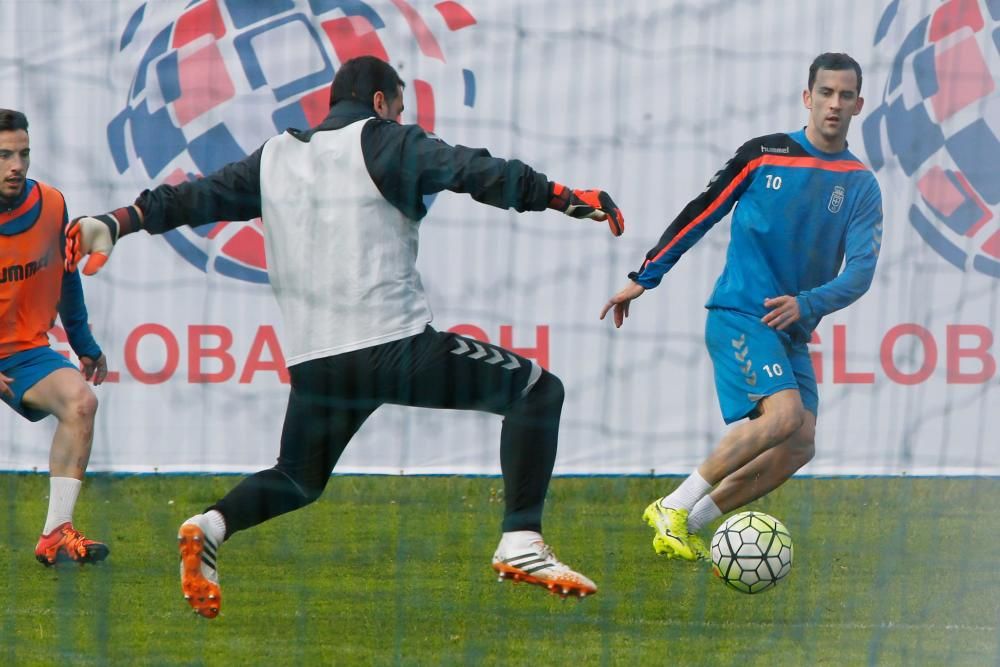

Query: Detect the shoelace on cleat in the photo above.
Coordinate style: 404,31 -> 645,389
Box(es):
535,543 -> 593,587
535,543 -> 559,566
533,543 -> 575,576
54,526 -> 91,559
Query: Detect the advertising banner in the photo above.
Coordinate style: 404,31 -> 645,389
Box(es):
2,0 -> 997,475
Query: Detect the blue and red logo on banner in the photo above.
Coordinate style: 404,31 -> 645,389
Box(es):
863,0 -> 1000,279
108,0 -> 478,283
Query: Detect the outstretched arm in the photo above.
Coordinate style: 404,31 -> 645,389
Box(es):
136,146 -> 264,233
629,141 -> 758,289
362,121 -> 623,234
601,142 -> 757,327
65,146 -> 264,274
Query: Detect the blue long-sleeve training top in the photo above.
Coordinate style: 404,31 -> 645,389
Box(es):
631,129 -> 883,344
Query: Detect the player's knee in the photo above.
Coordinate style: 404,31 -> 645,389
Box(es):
291,475 -> 326,506
65,386 -> 98,425
790,420 -> 816,466
508,368 -> 564,415
789,433 -> 815,467
81,390 -> 98,419
499,369 -> 560,429
765,406 -> 805,444
531,370 -> 564,404
300,484 -> 325,505
276,465 -> 327,506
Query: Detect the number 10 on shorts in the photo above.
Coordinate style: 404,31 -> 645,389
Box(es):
762,363 -> 784,377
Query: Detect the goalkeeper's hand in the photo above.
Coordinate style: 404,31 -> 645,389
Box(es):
548,182 -> 625,237
64,207 -> 140,275
65,215 -> 117,275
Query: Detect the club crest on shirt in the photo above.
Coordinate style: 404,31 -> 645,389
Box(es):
828,185 -> 846,213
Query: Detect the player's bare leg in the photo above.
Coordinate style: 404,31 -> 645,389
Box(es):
647,390 -> 806,561
706,412 -> 815,514
23,369 -> 108,566
24,368 -> 97,479
698,389 -> 807,485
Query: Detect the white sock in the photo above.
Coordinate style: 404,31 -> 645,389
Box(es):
43,477 -> 82,534
201,510 -> 227,545
662,470 -> 712,512
688,495 -> 722,534
499,530 -> 543,551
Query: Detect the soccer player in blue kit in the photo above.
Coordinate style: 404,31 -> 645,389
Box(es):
600,53 -> 883,561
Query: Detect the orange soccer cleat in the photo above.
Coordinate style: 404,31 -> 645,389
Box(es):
178,515 -> 222,619
492,536 -> 597,599
34,522 -> 109,566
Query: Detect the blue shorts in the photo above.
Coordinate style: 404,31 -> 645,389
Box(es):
705,308 -> 818,424
0,347 -> 77,422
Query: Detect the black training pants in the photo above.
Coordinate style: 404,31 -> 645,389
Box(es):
212,326 -> 563,538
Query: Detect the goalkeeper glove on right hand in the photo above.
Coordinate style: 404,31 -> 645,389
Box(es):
548,182 -> 625,237
64,206 -> 140,275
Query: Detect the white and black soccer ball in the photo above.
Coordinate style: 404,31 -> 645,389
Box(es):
711,511 -> 793,594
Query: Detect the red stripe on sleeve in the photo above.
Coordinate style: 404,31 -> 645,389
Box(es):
647,157 -> 762,264
759,154 -> 869,172
646,154 -> 866,265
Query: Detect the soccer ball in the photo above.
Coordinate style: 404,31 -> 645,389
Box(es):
710,511 -> 793,594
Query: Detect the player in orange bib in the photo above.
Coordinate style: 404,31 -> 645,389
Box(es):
0,109 -> 109,566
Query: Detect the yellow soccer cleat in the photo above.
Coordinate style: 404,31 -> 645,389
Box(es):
687,531 -> 711,561
642,499 -> 704,561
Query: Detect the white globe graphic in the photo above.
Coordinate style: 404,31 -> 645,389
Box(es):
862,0 -> 1000,279
108,0 -> 479,283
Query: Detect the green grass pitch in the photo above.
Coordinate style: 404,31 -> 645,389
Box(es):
2,474 -> 998,665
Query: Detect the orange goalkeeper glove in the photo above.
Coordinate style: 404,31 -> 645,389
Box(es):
547,182 -> 624,237
64,206 -> 141,275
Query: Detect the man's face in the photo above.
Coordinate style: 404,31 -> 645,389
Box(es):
0,129 -> 30,200
803,68 -> 864,147
375,85 -> 405,122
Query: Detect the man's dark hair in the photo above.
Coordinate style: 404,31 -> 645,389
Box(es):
808,53 -> 863,93
329,56 -> 405,108
0,109 -> 29,133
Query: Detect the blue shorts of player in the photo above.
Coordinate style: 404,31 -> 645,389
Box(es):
0,347 -> 77,422
705,308 -> 818,425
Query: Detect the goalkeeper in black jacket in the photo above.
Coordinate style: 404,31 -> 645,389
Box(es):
67,56 -> 624,616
